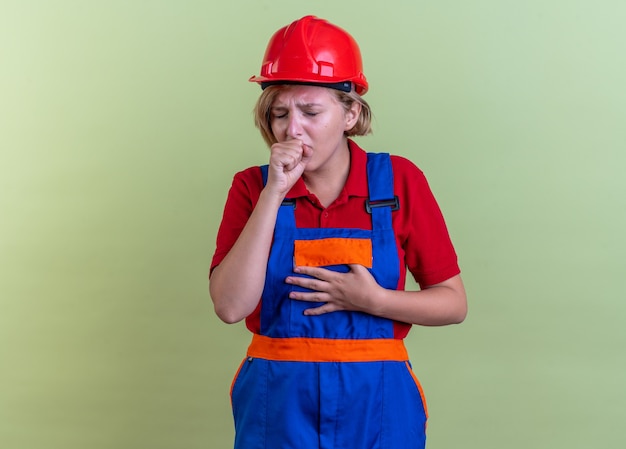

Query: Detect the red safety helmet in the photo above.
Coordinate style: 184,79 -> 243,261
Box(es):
249,16 -> 368,95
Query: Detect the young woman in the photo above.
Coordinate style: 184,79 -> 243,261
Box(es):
210,15 -> 467,449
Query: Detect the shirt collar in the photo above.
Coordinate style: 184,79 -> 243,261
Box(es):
344,139 -> 369,197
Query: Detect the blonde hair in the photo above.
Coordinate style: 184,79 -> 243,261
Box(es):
253,85 -> 373,147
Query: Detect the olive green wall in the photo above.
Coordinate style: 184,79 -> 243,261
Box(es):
1,1 -> 625,448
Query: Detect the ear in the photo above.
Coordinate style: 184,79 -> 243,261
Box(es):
344,101 -> 361,131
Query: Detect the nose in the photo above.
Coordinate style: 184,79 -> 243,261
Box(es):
286,113 -> 303,140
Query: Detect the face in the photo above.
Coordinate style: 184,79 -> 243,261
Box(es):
269,85 -> 360,173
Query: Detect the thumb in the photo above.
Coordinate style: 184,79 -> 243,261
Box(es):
301,145 -> 313,163
348,264 -> 368,274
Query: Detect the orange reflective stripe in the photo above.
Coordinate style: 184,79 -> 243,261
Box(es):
294,238 -> 373,268
229,358 -> 246,405
406,361 -> 429,419
247,334 -> 408,362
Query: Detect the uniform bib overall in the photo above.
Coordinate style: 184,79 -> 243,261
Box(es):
230,153 -> 428,449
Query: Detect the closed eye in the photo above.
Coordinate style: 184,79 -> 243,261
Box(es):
270,108 -> 288,119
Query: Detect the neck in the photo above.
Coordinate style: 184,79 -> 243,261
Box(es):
303,144 -> 351,208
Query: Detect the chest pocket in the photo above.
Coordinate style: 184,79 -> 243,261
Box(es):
294,237 -> 373,268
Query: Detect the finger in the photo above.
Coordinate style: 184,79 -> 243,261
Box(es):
271,141 -> 303,158
348,264 -> 371,275
303,303 -> 339,316
293,266 -> 334,281
289,290 -> 328,302
275,148 -> 300,166
274,140 -> 303,159
282,153 -> 300,171
301,144 -> 313,163
286,276 -> 327,293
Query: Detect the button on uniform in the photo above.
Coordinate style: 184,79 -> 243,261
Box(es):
320,210 -> 330,227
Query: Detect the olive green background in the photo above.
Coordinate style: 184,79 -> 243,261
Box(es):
1,1 -> 625,448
